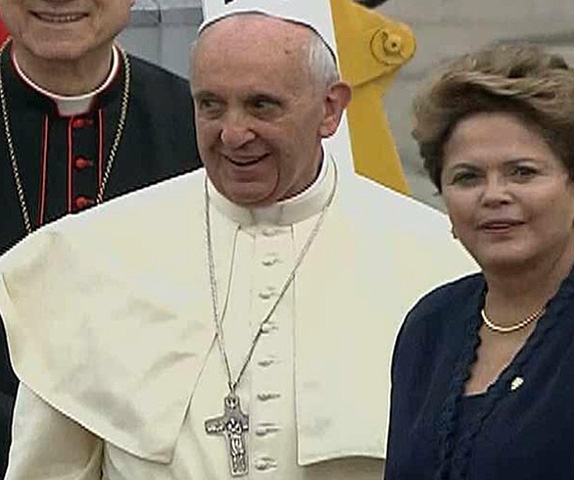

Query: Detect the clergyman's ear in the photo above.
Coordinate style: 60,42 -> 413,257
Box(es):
319,81 -> 352,138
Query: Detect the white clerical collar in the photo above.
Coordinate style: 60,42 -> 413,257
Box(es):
208,153 -> 336,226
12,45 -> 120,117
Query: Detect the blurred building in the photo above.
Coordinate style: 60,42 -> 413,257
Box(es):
381,0 -> 574,209
118,0 -> 203,79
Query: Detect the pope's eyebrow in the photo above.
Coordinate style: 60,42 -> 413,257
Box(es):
253,93 -> 281,102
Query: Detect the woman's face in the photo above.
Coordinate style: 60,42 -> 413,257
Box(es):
441,111 -> 574,274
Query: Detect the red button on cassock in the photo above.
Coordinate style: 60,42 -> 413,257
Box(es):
74,196 -> 94,210
74,157 -> 94,170
71,118 -> 93,128
71,118 -> 86,128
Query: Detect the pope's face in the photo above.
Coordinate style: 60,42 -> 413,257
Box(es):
0,0 -> 132,62
191,15 -> 348,207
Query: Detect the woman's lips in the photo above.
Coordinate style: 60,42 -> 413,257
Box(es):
478,219 -> 524,231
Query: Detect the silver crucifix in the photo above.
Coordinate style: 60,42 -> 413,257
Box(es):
205,393 -> 250,477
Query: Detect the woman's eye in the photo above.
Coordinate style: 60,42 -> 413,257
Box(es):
450,171 -> 480,186
511,166 -> 537,179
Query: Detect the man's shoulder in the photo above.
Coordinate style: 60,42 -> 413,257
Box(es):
331,168 -> 477,285
338,173 -> 448,231
0,169 -> 207,291
52,169 -> 205,238
336,173 -> 472,261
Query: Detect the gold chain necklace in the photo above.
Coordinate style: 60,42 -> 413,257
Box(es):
203,159 -> 338,477
0,40 -> 131,235
481,305 -> 546,334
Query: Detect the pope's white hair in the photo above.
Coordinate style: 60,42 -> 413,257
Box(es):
306,30 -> 341,88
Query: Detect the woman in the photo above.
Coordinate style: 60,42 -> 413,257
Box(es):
385,44 -> 574,479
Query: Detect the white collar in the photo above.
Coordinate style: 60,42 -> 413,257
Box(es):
208,153 -> 336,226
12,45 -> 120,117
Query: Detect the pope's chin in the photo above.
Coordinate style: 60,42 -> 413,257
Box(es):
219,180 -> 279,207
212,161 -> 280,207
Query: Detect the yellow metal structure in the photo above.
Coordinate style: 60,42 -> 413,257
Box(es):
330,0 -> 415,194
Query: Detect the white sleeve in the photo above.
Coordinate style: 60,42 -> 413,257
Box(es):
6,384 -> 103,480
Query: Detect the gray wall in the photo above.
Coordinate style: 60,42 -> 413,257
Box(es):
118,0 -> 203,79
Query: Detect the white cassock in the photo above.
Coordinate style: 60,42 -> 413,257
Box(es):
0,153 -> 476,479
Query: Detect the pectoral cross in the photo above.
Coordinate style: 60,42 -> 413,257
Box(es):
205,393 -> 250,477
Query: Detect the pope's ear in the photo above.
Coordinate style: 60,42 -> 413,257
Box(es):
319,81 -> 352,138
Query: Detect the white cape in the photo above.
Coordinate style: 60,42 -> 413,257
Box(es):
0,165 -> 476,466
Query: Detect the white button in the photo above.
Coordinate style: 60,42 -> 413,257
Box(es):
257,356 -> 276,367
257,392 -> 280,401
262,226 -> 290,237
255,423 -> 280,436
262,228 -> 279,237
262,253 -> 281,266
261,322 -> 278,334
258,287 -> 276,300
254,457 -> 277,470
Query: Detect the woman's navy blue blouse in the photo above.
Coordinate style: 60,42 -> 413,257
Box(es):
385,269 -> 574,480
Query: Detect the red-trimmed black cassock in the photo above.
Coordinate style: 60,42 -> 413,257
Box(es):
0,41 -> 202,474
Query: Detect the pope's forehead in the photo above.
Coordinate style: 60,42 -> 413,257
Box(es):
197,14 -> 312,53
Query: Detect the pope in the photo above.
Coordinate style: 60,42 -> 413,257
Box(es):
0,5 -> 475,479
